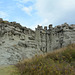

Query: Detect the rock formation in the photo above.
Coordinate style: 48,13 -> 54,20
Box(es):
36,23 -> 75,52
0,18 -> 75,65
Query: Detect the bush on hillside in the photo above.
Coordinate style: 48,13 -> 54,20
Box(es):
16,44 -> 75,75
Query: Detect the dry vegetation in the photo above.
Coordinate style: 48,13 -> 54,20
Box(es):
0,65 -> 20,75
16,44 -> 75,75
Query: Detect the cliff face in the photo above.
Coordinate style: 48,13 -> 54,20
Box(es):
0,18 -> 75,65
36,23 -> 75,52
0,18 -> 42,65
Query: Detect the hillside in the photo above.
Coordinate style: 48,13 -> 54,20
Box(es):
0,44 -> 75,75
0,18 -> 75,65
0,18 -> 75,75
0,18 -> 43,65
0,65 -> 20,75
16,44 -> 75,75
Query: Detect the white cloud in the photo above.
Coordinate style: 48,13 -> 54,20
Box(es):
35,0 -> 75,26
14,0 -> 75,28
17,3 -> 33,16
22,6 -> 32,16
0,11 -> 8,18
15,0 -> 33,3
0,11 -> 9,21
58,0 -> 75,11
16,0 -> 33,16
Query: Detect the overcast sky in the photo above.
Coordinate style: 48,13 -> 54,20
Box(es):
0,0 -> 75,29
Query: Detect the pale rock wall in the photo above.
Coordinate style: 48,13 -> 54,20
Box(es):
0,18 -> 75,65
0,18 -> 42,65
35,23 -> 75,52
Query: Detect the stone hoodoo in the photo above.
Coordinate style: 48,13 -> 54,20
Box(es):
36,23 -> 75,52
0,18 -> 75,65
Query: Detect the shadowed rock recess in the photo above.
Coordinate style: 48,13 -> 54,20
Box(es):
0,18 -> 75,65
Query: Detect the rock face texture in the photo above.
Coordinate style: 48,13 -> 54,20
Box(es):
0,18 -> 42,65
0,18 -> 75,65
36,24 -> 75,52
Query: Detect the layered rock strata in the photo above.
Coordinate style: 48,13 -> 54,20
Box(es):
0,18 -> 75,65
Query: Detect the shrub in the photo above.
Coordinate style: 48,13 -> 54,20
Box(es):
16,44 -> 75,75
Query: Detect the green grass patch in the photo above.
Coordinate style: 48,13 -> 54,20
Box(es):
0,65 -> 20,75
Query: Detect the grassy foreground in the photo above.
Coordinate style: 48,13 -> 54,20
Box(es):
0,65 -> 20,75
16,44 -> 75,75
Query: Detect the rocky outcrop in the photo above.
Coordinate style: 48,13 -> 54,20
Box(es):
0,18 -> 75,65
0,18 -> 42,65
36,23 -> 75,52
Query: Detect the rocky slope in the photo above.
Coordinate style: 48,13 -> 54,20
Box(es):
0,18 -> 42,65
0,18 -> 75,65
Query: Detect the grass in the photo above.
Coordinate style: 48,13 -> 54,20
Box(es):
0,65 -> 20,75
16,44 -> 75,75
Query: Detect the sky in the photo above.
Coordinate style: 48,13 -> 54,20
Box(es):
0,0 -> 75,29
